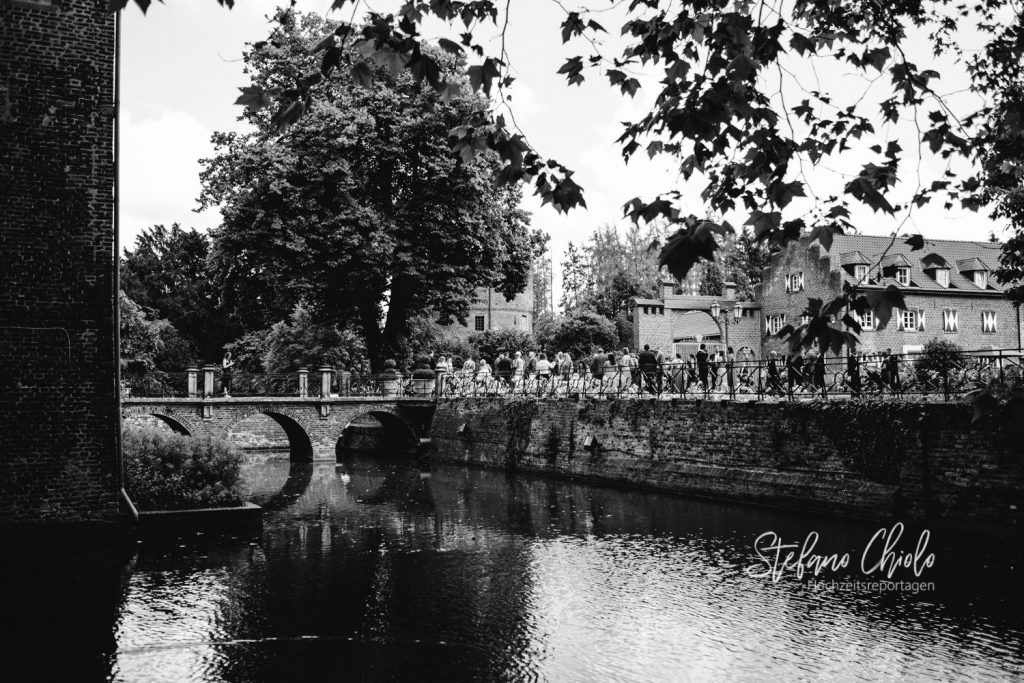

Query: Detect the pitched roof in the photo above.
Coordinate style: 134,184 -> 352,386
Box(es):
839,250 -> 870,266
826,234 -> 1005,293
955,257 -> 990,272
672,311 -> 722,341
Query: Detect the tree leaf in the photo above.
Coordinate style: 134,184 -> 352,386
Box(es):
905,234 -> 925,250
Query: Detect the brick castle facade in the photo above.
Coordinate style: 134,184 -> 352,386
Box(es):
633,234 -> 1022,358
0,0 -> 121,524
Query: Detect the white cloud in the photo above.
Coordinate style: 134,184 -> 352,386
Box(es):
119,108 -> 222,249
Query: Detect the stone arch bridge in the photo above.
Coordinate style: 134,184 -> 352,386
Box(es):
122,397 -> 437,461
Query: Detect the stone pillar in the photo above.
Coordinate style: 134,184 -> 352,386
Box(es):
660,278 -> 675,301
298,368 -> 308,398
320,366 -> 333,398
187,367 -> 199,398
337,370 -> 351,397
723,281 -> 737,301
203,365 -> 216,398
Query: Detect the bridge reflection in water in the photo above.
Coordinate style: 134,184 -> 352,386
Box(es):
99,451 -> 1024,682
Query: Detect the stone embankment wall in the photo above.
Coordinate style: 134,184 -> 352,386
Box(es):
431,398 -> 1023,528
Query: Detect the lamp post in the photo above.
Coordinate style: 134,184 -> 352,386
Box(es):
710,301 -> 742,349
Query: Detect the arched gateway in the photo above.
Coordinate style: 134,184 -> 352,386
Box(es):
123,397 -> 436,462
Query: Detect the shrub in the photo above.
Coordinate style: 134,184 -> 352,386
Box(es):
123,423 -> 245,510
914,338 -> 966,388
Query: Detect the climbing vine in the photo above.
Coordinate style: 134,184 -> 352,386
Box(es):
806,401 -> 920,484
501,397 -> 538,470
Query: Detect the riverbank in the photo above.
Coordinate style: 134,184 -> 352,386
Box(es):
430,398 -> 1023,532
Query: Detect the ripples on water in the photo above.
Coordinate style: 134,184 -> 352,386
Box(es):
6,452 -> 1021,682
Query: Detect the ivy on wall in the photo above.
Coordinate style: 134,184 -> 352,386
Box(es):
501,397 -> 538,470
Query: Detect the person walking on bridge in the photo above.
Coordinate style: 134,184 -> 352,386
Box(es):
695,344 -> 709,393
638,344 -> 659,396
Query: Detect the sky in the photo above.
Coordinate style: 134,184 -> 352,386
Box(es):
119,0 -> 1008,300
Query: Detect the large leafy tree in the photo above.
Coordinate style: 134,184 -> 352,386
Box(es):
117,0 -> 1023,355
199,11 -> 534,370
121,223 -> 237,362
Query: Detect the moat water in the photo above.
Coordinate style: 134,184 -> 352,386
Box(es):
6,452 -> 1023,681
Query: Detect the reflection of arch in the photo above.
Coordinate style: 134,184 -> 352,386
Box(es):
257,462 -> 314,511
125,412 -> 192,436
229,411 -> 313,462
336,410 -> 418,458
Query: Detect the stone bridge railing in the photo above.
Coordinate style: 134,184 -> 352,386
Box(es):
123,349 -> 1022,403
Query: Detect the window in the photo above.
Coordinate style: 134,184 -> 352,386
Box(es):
896,267 -> 910,286
982,310 -> 998,334
786,272 -> 804,293
974,271 -> 989,289
854,264 -> 869,281
800,315 -> 812,327
935,268 -> 950,288
474,315 -> 485,331
896,308 -> 918,331
767,314 -> 786,335
942,309 -> 959,332
857,310 -> 875,331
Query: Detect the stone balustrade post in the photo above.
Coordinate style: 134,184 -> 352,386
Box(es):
298,367 -> 309,398
187,367 -> 199,398
320,366 -> 333,398
202,364 -> 216,398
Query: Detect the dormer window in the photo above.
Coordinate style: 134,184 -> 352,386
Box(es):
854,264 -> 869,281
974,271 -> 988,289
896,267 -> 910,286
785,272 -> 804,293
935,268 -> 950,288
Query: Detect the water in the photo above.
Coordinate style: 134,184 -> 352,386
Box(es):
6,452 -> 1023,682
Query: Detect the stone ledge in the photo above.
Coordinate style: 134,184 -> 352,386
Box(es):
138,502 -> 262,534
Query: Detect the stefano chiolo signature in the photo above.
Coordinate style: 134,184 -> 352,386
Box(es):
746,523 -> 936,582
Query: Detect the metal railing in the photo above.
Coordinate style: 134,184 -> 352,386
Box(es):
119,350 -> 1023,402
121,372 -> 189,398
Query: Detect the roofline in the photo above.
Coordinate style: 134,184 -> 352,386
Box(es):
852,285 -> 1009,298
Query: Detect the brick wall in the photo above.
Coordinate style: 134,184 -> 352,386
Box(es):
758,237 -> 1023,355
431,398 -> 1024,528
0,0 -> 120,523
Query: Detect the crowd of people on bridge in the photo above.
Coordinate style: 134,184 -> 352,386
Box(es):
344,344 -> 934,399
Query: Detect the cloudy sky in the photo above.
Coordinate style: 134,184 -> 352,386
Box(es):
120,0 -> 1007,297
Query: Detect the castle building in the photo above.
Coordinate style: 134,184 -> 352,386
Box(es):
632,234 -> 1022,358
449,285 -> 534,339
757,234 -> 1022,355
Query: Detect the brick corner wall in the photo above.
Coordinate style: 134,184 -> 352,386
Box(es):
0,0 -> 120,523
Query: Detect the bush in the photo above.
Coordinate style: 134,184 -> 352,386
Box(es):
914,338 -> 966,386
123,423 -> 245,510
468,328 -> 535,362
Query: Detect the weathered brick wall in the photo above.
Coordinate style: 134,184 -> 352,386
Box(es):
0,0 -> 119,523
431,398 -> 1024,528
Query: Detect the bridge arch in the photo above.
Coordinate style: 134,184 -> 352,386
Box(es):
227,410 -> 314,462
336,410 -> 419,459
123,410 -> 194,437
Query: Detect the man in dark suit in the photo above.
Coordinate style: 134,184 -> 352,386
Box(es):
590,348 -> 608,394
638,344 -> 659,395
495,352 -> 513,388
847,352 -> 861,397
695,343 -> 709,392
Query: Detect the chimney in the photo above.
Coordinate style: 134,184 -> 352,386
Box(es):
660,278 -> 675,301
723,281 -> 737,301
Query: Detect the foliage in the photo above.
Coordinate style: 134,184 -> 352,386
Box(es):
913,338 -> 966,382
119,290 -> 194,371
534,311 -> 618,359
122,423 -> 244,511
696,261 -> 726,296
121,0 -> 1024,357
807,402 -> 918,484
224,329 -> 272,373
500,397 -> 538,469
198,10 -> 535,370
532,249 -> 554,320
121,224 -> 238,363
467,328 -> 535,363
261,304 -> 365,371
560,241 -> 592,313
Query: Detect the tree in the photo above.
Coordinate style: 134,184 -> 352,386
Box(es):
199,10 -> 534,370
697,262 -> 725,297
260,304 -> 365,372
532,249 -> 554,321
535,311 -> 618,359
121,223 -> 238,362
119,291 -> 192,371
120,0 -> 1024,357
559,241 -> 591,313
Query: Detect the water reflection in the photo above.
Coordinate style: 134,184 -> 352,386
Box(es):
105,454 -> 1024,681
